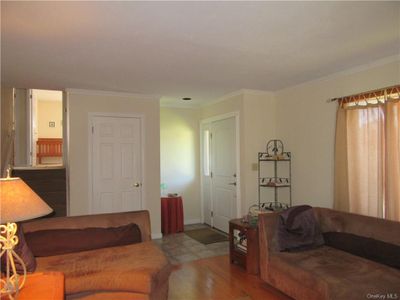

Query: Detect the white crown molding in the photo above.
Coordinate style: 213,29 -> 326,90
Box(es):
275,54 -> 400,94
160,102 -> 200,109
202,88 -> 273,108
241,89 -> 274,96
202,90 -> 243,107
65,88 -> 161,101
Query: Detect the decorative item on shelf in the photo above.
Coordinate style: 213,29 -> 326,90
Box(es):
260,201 -> 289,211
258,152 -> 291,161
0,175 -> 53,300
260,177 -> 290,187
258,139 -> 292,211
232,229 -> 247,253
246,205 -> 263,226
266,139 -> 284,156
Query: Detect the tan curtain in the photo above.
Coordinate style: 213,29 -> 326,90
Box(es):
385,101 -> 400,221
334,100 -> 400,221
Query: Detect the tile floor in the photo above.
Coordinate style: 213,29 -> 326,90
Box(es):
153,223 -> 229,264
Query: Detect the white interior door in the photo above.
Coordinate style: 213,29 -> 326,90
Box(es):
91,115 -> 143,214
202,116 -> 237,233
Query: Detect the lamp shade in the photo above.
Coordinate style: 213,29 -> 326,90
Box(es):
0,177 -> 53,223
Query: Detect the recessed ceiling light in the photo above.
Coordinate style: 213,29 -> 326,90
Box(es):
182,97 -> 192,101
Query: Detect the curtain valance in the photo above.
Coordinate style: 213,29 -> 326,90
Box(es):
330,85 -> 400,108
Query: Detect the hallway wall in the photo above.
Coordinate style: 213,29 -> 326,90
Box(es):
160,107 -> 201,224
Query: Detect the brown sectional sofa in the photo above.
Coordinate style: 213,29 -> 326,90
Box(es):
22,210 -> 171,300
259,207 -> 400,300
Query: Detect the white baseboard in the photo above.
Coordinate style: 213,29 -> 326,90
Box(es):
151,233 -> 162,239
184,218 -> 202,225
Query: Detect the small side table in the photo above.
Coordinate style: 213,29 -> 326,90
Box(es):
229,218 -> 259,275
161,196 -> 184,235
18,272 -> 64,300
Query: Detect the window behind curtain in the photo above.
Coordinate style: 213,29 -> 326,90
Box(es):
334,85 -> 400,221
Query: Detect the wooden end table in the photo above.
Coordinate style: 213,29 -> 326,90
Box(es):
229,218 -> 259,275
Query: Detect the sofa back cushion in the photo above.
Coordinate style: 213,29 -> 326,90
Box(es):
323,232 -> 400,270
25,223 -> 142,257
314,208 -> 400,247
22,210 -> 152,242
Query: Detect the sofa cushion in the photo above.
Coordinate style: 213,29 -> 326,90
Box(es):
270,246 -> 400,300
323,232 -> 400,270
1,225 -> 36,273
25,223 -> 142,257
34,241 -> 171,295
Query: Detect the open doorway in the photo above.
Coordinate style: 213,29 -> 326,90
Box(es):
11,88 -> 67,217
14,89 -> 63,167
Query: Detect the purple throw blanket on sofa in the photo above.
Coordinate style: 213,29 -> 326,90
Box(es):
277,205 -> 324,252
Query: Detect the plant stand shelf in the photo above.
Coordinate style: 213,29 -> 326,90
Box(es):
257,139 -> 292,211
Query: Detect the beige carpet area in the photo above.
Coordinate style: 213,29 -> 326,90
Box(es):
184,227 -> 229,244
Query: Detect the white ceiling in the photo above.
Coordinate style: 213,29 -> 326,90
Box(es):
2,1 -> 399,107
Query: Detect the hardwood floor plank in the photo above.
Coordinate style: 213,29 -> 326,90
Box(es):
169,255 -> 291,300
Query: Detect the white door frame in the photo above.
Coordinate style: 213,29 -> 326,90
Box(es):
200,111 -> 241,225
26,89 -> 36,166
88,112 -> 146,214
63,91 -> 70,215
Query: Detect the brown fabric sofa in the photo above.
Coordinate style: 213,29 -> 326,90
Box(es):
259,207 -> 400,300
22,210 -> 171,300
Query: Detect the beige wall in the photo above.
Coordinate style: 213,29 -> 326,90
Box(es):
37,100 -> 63,138
67,90 -> 161,236
1,86 -> 14,175
160,107 -> 201,223
196,61 -> 399,215
242,92 -> 277,211
275,61 -> 400,209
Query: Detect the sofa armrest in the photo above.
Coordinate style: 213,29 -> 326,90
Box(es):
22,210 -> 152,242
258,212 -> 280,282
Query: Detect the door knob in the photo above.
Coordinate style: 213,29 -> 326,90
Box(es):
228,182 -> 237,186
134,182 -> 141,187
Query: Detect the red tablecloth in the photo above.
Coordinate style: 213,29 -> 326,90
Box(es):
161,196 -> 184,235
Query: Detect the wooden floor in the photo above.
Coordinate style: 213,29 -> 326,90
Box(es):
169,255 -> 291,300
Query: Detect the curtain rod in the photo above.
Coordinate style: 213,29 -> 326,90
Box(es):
327,84 -> 400,103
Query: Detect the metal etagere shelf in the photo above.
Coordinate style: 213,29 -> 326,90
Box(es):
257,139 -> 292,211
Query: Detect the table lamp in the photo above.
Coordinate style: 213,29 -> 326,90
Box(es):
0,177 -> 53,299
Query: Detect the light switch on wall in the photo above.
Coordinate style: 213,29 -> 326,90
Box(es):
251,163 -> 258,171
